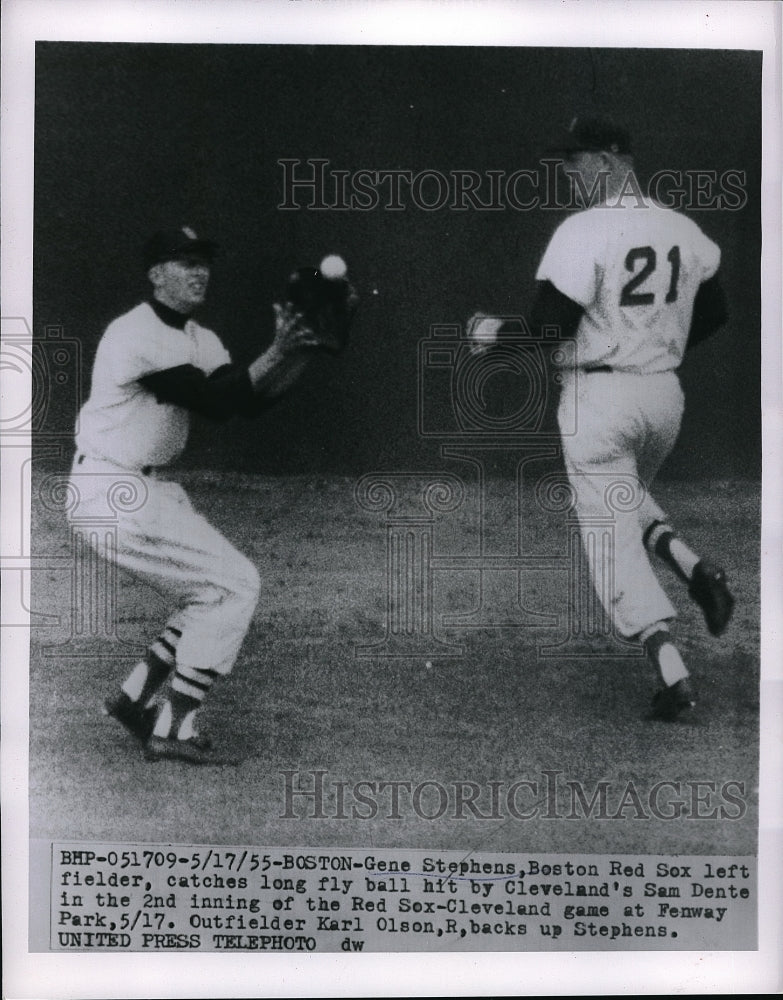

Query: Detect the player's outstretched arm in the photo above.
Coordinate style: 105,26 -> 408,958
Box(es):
138,305 -> 324,420
246,302 -> 321,400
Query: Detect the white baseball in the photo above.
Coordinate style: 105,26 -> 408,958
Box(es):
320,254 -> 348,280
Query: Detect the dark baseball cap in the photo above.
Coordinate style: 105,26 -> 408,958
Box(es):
547,115 -> 632,156
143,226 -> 218,269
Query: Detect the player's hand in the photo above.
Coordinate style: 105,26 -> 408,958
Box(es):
271,302 -> 322,356
466,312 -> 503,355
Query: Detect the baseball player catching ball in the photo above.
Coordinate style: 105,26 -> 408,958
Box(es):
68,226 -> 355,764
474,116 -> 733,721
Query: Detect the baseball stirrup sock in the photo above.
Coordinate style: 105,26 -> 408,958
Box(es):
643,522 -> 700,583
154,665 -> 221,739
121,626 -> 181,705
177,710 -> 199,741
151,692 -> 201,740
642,626 -> 689,687
171,664 -> 220,703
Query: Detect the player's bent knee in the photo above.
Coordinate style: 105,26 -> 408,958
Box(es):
236,558 -> 261,604
204,557 -> 259,614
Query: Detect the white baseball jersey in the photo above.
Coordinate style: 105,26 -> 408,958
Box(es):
76,302 -> 231,469
536,198 -> 720,372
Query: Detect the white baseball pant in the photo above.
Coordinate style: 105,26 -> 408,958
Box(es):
557,370 -> 684,637
67,455 -> 260,676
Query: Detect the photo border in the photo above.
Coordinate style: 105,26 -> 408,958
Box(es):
2,1 -> 781,996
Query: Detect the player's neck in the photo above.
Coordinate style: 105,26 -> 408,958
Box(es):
149,294 -> 191,330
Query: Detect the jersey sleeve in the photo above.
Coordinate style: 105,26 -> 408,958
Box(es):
193,325 -> 233,376
676,214 -> 721,283
536,214 -> 601,307
102,315 -> 188,386
696,230 -> 721,282
139,363 -> 257,420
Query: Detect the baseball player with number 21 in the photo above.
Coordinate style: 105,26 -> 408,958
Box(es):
68,227 -> 356,765
471,116 -> 734,721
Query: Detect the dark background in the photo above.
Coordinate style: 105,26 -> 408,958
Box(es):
34,44 -> 761,476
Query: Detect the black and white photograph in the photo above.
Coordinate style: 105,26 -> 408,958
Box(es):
2,0 -> 781,996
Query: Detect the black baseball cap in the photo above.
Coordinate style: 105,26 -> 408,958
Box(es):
547,115 -> 632,156
143,226 -> 218,269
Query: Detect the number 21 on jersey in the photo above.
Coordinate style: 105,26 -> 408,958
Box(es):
620,245 -> 680,306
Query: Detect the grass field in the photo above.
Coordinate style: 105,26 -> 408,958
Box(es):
29,469 -> 759,858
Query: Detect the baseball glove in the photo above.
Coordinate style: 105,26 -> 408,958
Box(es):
286,267 -> 358,355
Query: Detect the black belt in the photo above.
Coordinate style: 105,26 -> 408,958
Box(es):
76,453 -> 153,475
583,365 -> 613,373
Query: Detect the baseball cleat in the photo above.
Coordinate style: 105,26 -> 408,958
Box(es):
103,693 -> 157,742
189,732 -> 213,751
647,677 -> 696,722
143,734 -> 236,765
688,560 -> 735,635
